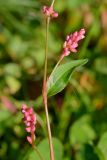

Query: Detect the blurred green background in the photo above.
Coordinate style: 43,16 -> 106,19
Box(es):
0,0 -> 107,160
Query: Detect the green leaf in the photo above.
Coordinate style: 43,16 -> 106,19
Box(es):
97,132 -> 107,160
69,116 -> 96,145
47,59 -> 88,97
25,138 -> 63,160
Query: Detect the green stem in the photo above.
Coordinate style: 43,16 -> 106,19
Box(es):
49,55 -> 64,78
42,17 -> 54,160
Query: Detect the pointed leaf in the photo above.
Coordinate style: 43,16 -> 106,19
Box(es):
47,59 -> 88,97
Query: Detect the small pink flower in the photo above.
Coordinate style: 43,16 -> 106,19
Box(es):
42,6 -> 58,18
62,29 -> 85,57
21,104 -> 37,145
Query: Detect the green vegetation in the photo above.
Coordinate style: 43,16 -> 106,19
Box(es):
0,0 -> 107,160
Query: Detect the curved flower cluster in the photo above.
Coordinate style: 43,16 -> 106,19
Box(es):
62,29 -> 85,57
21,104 -> 36,145
42,6 -> 58,18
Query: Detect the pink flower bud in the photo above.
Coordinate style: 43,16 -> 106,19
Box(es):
62,28 -> 86,57
42,6 -> 58,18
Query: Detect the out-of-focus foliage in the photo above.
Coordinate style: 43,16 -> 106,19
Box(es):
0,0 -> 107,160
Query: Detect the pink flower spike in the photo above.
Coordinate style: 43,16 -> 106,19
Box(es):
42,6 -> 58,18
62,28 -> 86,57
21,104 -> 37,145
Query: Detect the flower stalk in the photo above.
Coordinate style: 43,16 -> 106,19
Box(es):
42,17 -> 55,160
42,1 -> 58,160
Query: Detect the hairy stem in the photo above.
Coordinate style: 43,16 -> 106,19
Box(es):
42,17 -> 54,160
